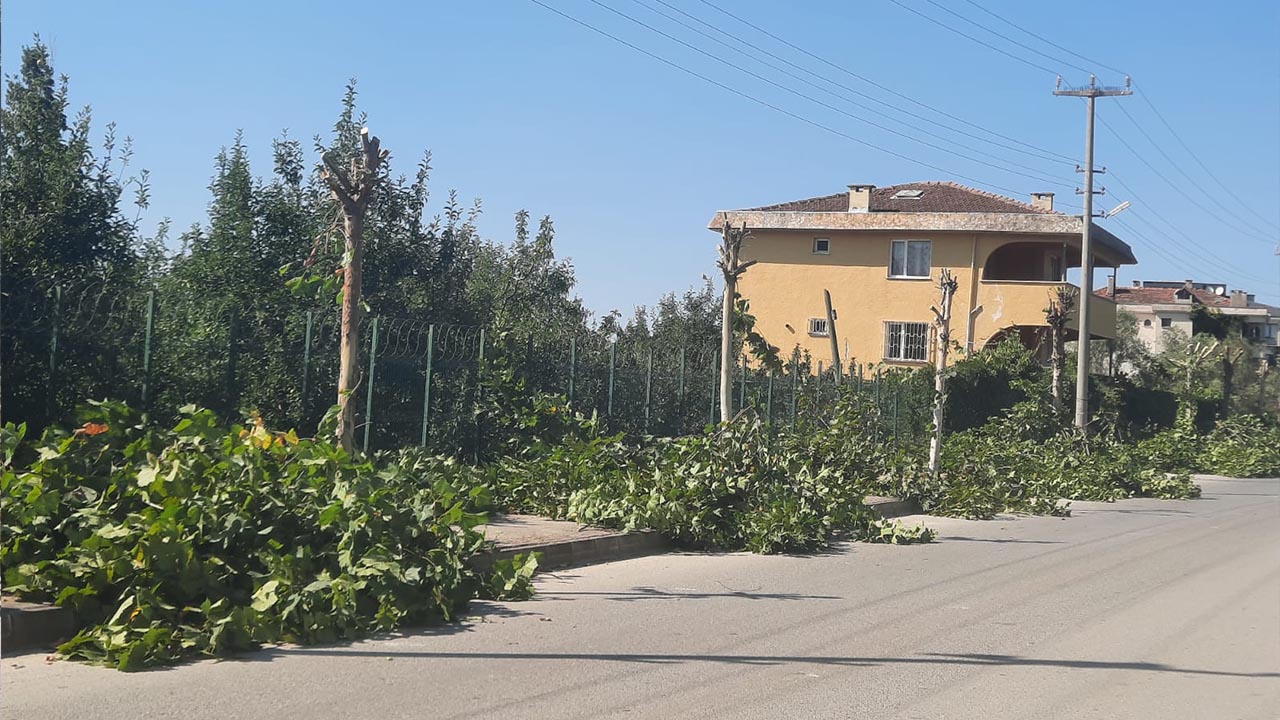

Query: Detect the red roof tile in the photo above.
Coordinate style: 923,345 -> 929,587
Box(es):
747,181 -> 1055,215
1095,286 -> 1232,306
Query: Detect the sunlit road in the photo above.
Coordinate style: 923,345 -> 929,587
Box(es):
4,475 -> 1277,720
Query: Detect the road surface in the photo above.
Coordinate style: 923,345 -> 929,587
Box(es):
3,475 -> 1277,719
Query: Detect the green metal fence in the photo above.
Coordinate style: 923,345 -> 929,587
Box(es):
2,279 -> 934,455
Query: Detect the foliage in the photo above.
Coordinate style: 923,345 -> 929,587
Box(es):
0,41 -> 149,429
944,338 -> 1048,432
488,409 -> 934,554
899,395 -> 1203,520
0,401 -> 535,670
1196,415 -> 1280,478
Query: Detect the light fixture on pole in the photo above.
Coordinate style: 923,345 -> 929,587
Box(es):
1100,200 -> 1131,219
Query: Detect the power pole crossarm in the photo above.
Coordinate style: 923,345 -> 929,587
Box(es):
1053,75 -> 1132,429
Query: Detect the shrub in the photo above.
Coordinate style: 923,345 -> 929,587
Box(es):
491,413 -> 932,554
1198,415 -> 1280,478
1,401 -> 535,670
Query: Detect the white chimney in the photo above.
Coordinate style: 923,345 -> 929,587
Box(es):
848,184 -> 875,213
1031,192 -> 1055,211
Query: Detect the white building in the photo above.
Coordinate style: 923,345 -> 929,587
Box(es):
1100,280 -> 1279,361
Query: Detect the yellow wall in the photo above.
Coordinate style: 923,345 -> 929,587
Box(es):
736,229 -> 1115,370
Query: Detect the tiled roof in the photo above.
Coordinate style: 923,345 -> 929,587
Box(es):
1096,286 -> 1232,306
747,181 -> 1055,214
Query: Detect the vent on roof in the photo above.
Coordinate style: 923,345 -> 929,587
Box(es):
892,189 -> 924,200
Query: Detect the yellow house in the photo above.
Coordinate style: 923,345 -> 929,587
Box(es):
708,181 -> 1138,369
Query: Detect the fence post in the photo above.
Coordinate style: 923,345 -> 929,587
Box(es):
47,285 -> 61,419
790,359 -> 798,428
420,323 -> 435,446
607,339 -> 616,417
644,346 -> 653,431
141,290 -> 156,411
709,349 -> 718,425
300,310 -> 314,419
738,354 -> 747,411
765,369 -> 774,425
362,316 -> 380,453
568,337 -> 577,404
893,381 -> 900,448
816,360 -> 823,414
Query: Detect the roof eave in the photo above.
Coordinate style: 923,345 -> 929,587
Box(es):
707,210 -> 1138,266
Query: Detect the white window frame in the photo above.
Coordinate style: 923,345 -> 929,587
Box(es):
808,317 -> 830,337
889,239 -> 931,279
883,321 -> 930,362
812,237 -> 830,255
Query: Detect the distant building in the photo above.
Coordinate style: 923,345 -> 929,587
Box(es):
1099,279 -> 1280,361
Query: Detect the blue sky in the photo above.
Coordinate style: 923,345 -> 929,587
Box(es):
5,0 -> 1278,312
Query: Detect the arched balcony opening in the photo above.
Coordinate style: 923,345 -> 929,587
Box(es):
982,242 -> 1074,282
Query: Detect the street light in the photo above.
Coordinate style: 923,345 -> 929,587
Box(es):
1101,200 -> 1131,219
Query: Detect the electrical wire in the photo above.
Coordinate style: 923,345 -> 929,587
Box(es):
583,0 -> 1072,188
694,0 -> 1079,163
1134,84 -> 1280,234
1098,112 -> 1276,246
525,0 -> 1046,198
918,0 -> 1093,76
645,0 -> 1074,167
1113,102 -> 1277,242
883,0 -> 1059,75
959,0 -> 1129,77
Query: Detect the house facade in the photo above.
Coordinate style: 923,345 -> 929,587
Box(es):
1102,280 -> 1280,361
708,182 -> 1138,368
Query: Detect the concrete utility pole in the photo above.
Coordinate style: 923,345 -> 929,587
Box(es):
1054,75 -> 1131,429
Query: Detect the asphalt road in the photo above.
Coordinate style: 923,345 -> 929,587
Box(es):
4,475 -> 1277,720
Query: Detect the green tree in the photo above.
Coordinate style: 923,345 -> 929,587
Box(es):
0,41 -> 143,426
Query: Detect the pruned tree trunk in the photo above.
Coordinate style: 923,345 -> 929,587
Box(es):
716,221 -> 755,423
824,289 -> 842,380
1044,286 -> 1076,415
1221,345 -> 1245,416
322,128 -> 389,453
929,269 -> 958,479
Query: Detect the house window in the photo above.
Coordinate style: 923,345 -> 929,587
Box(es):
808,317 -> 830,336
890,240 -> 931,278
1161,317 -> 1172,328
884,321 -> 929,361
1143,319 -> 1152,327
812,237 -> 830,255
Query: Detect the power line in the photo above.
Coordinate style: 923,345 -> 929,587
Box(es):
883,0 -> 1059,75
906,0 -> 1279,239
1105,170 -> 1277,286
1134,85 -> 1280,234
1112,215 -> 1278,298
645,0 -> 1076,168
695,0 -> 1078,163
581,0 -> 1072,188
959,0 -> 1129,76
1113,102 -> 1277,242
631,0 -> 1074,172
918,0 -> 1094,76
525,0 -> 1046,198
1098,112 -> 1276,246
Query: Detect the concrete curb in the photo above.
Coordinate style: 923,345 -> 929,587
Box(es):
476,530 -> 670,573
2,598 -> 75,654
865,496 -> 922,519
